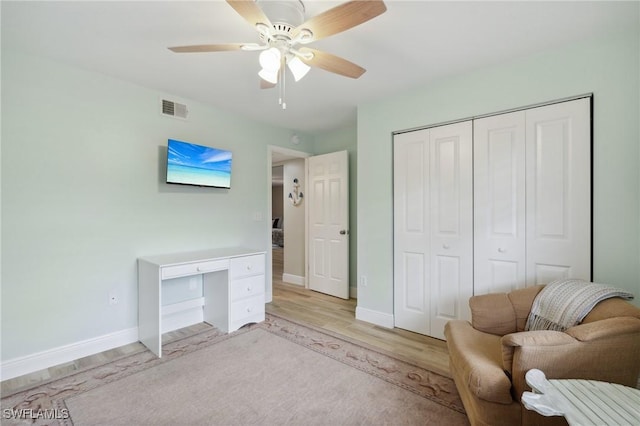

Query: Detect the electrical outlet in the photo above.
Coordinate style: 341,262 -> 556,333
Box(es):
109,290 -> 118,305
360,275 -> 367,287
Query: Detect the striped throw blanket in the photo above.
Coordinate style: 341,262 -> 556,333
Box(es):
525,279 -> 635,331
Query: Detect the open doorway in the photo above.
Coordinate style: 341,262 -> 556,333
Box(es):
266,146 -> 309,302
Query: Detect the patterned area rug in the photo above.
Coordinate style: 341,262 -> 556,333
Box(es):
1,314 -> 467,425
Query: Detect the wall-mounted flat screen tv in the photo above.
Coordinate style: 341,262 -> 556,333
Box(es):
166,139 -> 232,189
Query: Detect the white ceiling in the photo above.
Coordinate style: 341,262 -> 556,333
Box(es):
2,1 -> 638,134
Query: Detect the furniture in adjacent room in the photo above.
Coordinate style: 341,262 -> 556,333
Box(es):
393,96 -> 592,339
138,247 -> 266,357
272,217 -> 284,247
522,369 -> 640,425
444,285 -> 640,426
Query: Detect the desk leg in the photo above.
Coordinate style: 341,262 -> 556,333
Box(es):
138,260 -> 162,357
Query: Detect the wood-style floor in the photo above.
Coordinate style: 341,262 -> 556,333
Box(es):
268,247 -> 450,376
1,247 -> 450,396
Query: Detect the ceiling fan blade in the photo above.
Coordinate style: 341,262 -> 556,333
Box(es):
168,44 -> 246,53
299,48 -> 365,79
226,0 -> 273,32
291,0 -> 386,42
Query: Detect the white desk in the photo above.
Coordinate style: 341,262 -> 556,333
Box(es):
522,369 -> 640,425
138,247 -> 266,357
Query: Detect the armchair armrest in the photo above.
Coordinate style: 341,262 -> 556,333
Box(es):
501,322 -> 640,401
501,331 -> 575,375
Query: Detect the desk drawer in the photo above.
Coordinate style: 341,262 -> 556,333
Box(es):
230,275 -> 264,302
161,259 -> 229,280
230,254 -> 265,279
230,294 -> 265,323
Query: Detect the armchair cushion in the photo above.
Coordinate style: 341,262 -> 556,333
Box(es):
581,296 -> 640,323
469,293 -> 516,336
565,316 -> 640,341
469,286 -> 545,336
508,285 -> 544,331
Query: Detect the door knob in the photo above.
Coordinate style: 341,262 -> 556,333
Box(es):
339,230 -> 349,235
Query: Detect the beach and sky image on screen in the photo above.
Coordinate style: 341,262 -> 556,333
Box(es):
166,139 -> 232,188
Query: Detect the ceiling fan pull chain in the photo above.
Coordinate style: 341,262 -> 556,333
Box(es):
281,62 -> 287,110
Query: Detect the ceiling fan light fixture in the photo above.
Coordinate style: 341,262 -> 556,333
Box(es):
259,68 -> 279,84
259,47 -> 282,71
287,56 -> 311,81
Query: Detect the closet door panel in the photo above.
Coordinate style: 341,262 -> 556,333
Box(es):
526,98 -> 591,284
474,112 -> 526,294
393,130 -> 431,335
429,122 -> 473,338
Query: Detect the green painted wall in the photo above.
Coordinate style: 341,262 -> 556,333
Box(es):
357,26 -> 640,316
1,50 -> 313,360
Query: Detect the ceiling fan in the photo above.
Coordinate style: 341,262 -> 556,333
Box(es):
168,0 -> 387,108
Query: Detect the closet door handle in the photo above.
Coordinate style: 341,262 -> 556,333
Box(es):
339,230 -> 349,235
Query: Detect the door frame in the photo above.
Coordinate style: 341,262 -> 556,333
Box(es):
266,145 -> 310,302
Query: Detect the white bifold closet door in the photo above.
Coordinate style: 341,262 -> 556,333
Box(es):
474,97 -> 591,294
393,97 -> 591,339
393,121 -> 473,339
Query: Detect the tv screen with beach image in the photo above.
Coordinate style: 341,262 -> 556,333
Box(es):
166,139 -> 232,189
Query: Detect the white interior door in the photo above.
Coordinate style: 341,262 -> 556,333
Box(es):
393,129 -> 431,335
307,151 -> 349,299
474,98 -> 591,293
525,98 -> 591,284
474,111 -> 527,295
394,121 -> 473,339
428,122 -> 473,338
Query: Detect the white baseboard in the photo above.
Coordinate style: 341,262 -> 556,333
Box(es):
282,273 -> 305,286
0,327 -> 139,381
0,307 -> 208,382
1,303 -> 384,382
355,306 -> 394,329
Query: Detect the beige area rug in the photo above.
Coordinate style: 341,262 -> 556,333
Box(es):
1,314 -> 468,425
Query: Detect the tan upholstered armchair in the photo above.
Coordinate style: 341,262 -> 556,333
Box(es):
444,285 -> 640,426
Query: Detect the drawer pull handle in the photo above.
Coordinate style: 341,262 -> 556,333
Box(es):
246,306 -> 253,313
247,286 -> 252,292
197,266 -> 202,272
246,265 -> 252,270
498,248 -> 506,253
443,244 -> 450,250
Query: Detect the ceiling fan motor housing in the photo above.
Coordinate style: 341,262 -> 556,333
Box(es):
257,0 -> 306,41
